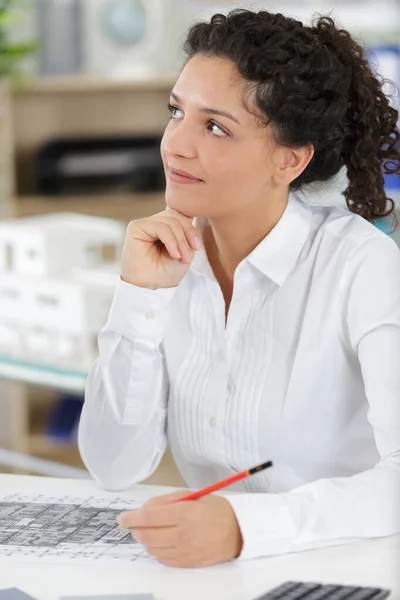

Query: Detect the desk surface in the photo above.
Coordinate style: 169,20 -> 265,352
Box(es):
0,475 -> 398,600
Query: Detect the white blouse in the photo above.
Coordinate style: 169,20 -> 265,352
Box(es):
78,192 -> 400,560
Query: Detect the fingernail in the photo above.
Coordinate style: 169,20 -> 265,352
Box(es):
194,237 -> 201,250
116,514 -> 124,525
175,250 -> 182,259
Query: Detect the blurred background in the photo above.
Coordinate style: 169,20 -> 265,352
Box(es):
0,0 -> 399,485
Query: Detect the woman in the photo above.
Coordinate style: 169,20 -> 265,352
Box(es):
78,9 -> 400,567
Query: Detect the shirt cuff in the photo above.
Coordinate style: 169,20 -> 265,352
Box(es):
106,278 -> 177,342
226,493 -> 296,560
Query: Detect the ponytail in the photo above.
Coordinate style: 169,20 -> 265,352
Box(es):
310,17 -> 399,226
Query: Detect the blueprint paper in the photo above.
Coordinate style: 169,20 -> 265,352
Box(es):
0,492 -> 151,565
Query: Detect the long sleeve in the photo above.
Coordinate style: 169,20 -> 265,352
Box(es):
78,279 -> 176,491
227,235 -> 400,560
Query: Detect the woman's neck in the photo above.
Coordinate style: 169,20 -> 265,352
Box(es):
205,190 -> 289,283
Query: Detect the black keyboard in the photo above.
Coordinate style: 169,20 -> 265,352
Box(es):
254,581 -> 391,600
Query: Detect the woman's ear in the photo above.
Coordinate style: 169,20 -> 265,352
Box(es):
272,144 -> 314,185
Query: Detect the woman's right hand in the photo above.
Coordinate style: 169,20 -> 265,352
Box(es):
120,208 -> 201,290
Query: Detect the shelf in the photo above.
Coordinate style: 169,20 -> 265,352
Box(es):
12,73 -> 178,95
26,393 -> 84,470
0,356 -> 87,393
28,432 -> 80,455
14,192 -> 166,220
27,434 -> 84,470
0,70 -> 181,479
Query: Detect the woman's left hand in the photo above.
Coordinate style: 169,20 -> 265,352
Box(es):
117,491 -> 243,568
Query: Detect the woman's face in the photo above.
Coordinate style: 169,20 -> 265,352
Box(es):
161,54 -> 282,219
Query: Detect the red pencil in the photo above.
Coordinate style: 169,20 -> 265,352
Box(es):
173,460 -> 273,503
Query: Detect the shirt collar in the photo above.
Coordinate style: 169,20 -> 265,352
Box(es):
191,192 -> 312,287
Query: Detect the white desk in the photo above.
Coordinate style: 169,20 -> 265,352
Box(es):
0,475 -> 398,600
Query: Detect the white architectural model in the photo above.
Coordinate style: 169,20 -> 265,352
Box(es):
0,213 -> 125,371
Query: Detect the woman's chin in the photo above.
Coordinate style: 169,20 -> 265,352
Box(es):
165,195 -> 198,218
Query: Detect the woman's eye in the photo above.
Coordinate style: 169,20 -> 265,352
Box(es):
207,122 -> 228,137
167,102 -> 229,138
167,103 -> 182,119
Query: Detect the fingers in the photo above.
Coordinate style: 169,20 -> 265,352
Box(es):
117,492 -> 233,569
157,218 -> 198,262
164,209 -> 201,252
117,503 -> 181,529
154,222 -> 189,262
131,525 -> 179,549
147,547 -> 183,567
151,553 -> 181,568
135,221 -> 185,261
147,548 -> 211,569
117,491 -> 189,529
133,215 -> 201,263
145,491 -> 190,506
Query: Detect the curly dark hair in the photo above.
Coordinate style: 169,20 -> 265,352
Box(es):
182,9 -> 400,228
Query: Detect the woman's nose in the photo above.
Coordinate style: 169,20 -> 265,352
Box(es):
162,120 -> 197,159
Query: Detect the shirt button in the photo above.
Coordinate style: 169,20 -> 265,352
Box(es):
209,416 -> 217,428
145,309 -> 157,320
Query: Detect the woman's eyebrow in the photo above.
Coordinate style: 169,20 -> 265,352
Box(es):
170,91 -> 241,125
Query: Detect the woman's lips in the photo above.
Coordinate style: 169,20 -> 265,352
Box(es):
168,168 -> 204,184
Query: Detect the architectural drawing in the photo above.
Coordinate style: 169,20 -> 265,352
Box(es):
0,492 -> 149,564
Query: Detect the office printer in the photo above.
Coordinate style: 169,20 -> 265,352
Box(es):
35,136 -> 165,195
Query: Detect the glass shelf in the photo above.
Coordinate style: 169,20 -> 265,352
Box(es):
0,355 -> 87,393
